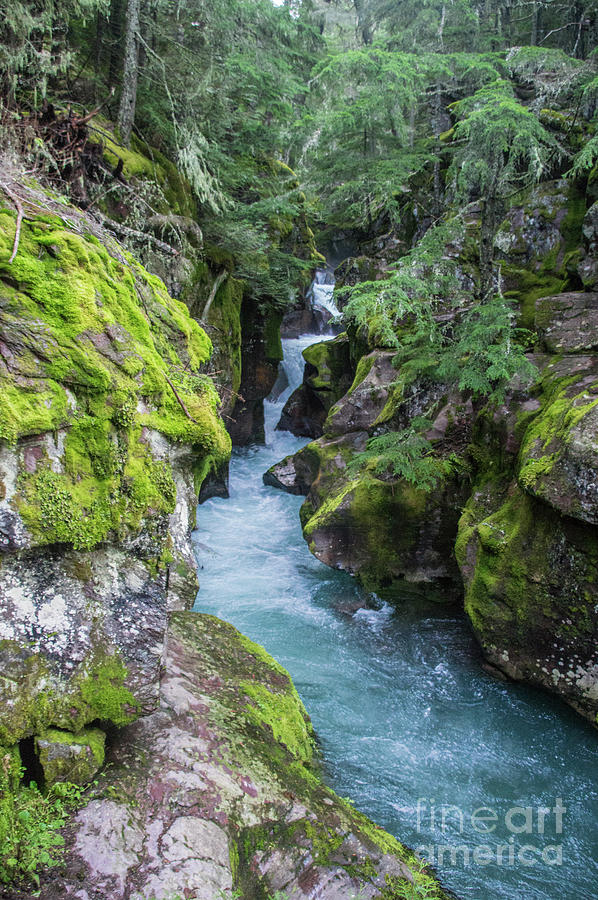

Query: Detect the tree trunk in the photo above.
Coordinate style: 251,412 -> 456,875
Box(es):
531,2 -> 539,45
118,0 -> 141,147
108,0 -> 124,88
94,10 -> 104,98
353,0 -> 373,45
438,4 -> 446,49
433,83 -> 443,216
479,197 -> 498,301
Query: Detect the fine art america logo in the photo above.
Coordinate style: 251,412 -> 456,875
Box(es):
414,797 -> 565,868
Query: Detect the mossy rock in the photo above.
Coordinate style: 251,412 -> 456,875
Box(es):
49,610 -> 451,899
0,194 -> 230,551
517,356 -> 598,523
302,468 -> 466,601
457,481 -> 598,724
495,179 -> 587,330
89,121 -> 196,218
35,727 -> 106,787
277,334 -> 354,439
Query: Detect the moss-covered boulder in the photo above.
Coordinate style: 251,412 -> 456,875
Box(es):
277,333 -> 354,438
263,441 -> 322,495
456,348 -> 598,724
272,348 -> 473,599
324,349 -> 398,436
36,611 -> 450,900
517,356 -> 598,523
302,466 -> 467,600
0,183 -> 230,753
494,179 -> 586,328
457,481 -> 598,724
35,727 -> 106,787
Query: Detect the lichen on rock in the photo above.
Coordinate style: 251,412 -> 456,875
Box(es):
30,611 -> 450,900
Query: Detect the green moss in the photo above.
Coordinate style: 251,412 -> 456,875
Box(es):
235,632 -> 289,679
502,266 -> 564,331
0,203 -> 230,549
302,471 -> 455,596
303,334 -> 352,398
347,353 -> 376,395
76,652 -> 139,727
458,482 -> 598,696
240,681 -> 315,762
560,183 -> 587,250
201,272 -> 244,396
35,727 -> 106,786
0,382 -> 68,446
90,124 -> 195,218
263,312 -> 283,362
517,372 -> 598,494
0,648 -> 55,746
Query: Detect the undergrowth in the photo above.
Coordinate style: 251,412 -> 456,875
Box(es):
0,752 -> 84,888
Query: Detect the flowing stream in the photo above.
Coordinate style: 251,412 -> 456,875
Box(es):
193,329 -> 598,900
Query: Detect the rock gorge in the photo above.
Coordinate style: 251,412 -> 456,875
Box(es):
1,2 -> 598,896
268,180 -> 598,727
0,180 -> 449,900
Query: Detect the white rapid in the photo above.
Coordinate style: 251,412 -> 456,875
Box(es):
308,267 -> 340,319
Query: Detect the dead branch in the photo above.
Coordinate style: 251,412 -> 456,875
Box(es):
1,183 -> 25,264
164,373 -> 198,422
77,88 -> 116,126
147,214 -> 203,246
96,214 -> 180,256
201,270 -> 228,322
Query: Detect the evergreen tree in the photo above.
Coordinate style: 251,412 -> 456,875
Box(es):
447,79 -> 560,298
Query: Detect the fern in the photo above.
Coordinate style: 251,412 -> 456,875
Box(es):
348,418 -> 460,490
341,218 -> 465,347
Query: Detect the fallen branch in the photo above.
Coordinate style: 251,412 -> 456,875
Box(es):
147,214 -> 203,246
97,214 -> 180,256
164,373 -> 197,423
77,88 -> 116,126
1,183 -> 24,264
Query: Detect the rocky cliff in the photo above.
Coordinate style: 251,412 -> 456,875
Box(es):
0,178 -> 230,769
30,612 -> 450,900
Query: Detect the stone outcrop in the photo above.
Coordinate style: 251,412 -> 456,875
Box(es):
579,199 -> 598,288
227,303 -> 284,445
273,347 -> 474,600
275,313 -> 598,720
0,178 -> 451,899
535,291 -> 598,353
456,342 -> 598,724
494,178 -> 586,327
0,184 -> 230,773
31,612 -> 450,900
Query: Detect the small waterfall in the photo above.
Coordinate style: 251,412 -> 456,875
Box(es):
265,334 -> 328,434
308,268 -> 340,321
